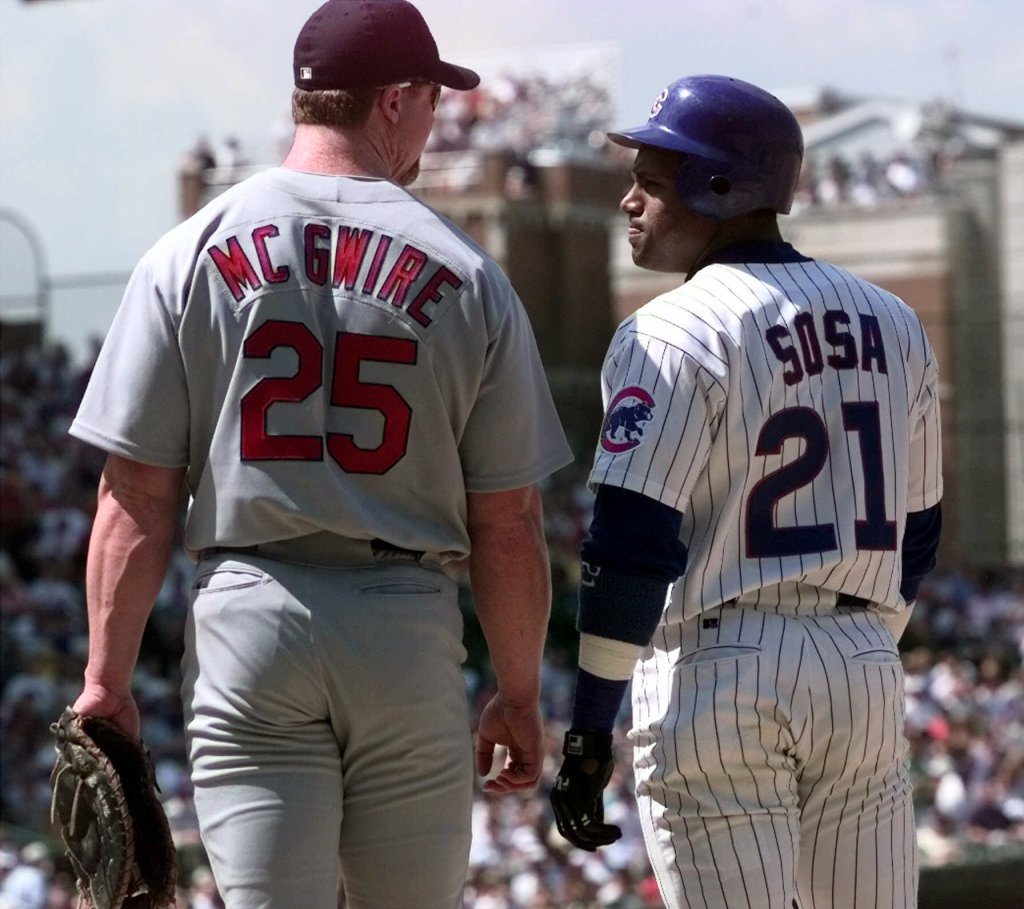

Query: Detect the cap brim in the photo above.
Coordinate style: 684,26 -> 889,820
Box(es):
607,123 -> 731,162
433,60 -> 480,91
606,127 -> 648,149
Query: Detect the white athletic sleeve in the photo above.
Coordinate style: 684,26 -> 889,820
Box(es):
589,314 -> 724,509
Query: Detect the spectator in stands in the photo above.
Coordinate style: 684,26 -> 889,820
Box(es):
885,152 -> 923,195
182,135 -> 217,175
217,136 -> 247,171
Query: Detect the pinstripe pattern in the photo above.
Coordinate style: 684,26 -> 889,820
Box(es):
596,255 -> 936,908
591,259 -> 942,619
632,607 -> 916,909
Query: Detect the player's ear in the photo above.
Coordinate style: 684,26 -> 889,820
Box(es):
376,84 -> 404,125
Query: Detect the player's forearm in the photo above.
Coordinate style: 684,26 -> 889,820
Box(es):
467,485 -> 551,704
83,456 -> 185,696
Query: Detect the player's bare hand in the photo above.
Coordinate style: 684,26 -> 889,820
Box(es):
475,693 -> 543,793
550,728 -> 622,851
72,683 -> 141,740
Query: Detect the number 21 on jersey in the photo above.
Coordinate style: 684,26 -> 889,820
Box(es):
746,403 -> 897,558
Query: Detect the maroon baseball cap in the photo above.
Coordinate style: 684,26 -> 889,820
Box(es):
294,0 -> 480,91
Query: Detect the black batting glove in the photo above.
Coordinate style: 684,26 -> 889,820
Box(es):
550,729 -> 622,851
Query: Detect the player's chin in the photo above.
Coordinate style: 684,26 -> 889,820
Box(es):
397,160 -> 422,187
630,243 -> 651,268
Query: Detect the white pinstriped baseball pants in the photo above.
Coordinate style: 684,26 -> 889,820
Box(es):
632,606 -> 916,909
180,555 -> 473,909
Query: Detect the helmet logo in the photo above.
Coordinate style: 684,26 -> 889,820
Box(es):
650,87 -> 669,118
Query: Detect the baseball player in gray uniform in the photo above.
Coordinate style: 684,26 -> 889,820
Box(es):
67,2 -> 572,907
550,75 -> 943,909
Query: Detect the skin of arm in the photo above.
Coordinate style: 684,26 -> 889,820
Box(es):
72,453 -> 186,740
465,483 -> 552,794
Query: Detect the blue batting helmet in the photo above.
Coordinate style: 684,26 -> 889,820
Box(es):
608,75 -> 804,220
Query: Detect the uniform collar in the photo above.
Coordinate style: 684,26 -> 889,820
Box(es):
689,240 -> 811,279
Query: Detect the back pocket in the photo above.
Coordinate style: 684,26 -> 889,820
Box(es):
358,581 -> 442,596
193,567 -> 265,594
678,644 -> 762,665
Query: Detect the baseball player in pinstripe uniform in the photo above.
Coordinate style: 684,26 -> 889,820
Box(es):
66,2 -> 572,907
550,75 -> 943,909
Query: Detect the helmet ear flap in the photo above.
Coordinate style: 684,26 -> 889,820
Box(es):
674,154 -> 735,215
673,153 -> 696,207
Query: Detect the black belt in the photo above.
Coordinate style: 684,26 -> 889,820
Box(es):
721,592 -> 873,609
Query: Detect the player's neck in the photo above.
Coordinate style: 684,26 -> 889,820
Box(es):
282,125 -> 392,180
687,214 -> 782,278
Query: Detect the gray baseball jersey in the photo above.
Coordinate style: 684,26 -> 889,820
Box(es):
592,251 -> 941,908
71,168 -> 572,560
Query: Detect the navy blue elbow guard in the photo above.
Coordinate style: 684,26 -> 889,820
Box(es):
900,503 -> 942,601
577,485 -> 684,643
578,563 -> 671,646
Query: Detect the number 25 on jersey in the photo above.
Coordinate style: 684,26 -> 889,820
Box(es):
240,320 -> 416,476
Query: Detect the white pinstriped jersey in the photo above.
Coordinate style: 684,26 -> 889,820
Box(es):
590,250 -> 942,620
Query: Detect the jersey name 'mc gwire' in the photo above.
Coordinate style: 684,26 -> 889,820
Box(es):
207,220 -> 464,328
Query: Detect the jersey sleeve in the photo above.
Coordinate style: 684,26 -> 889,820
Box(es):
906,348 -> 943,511
588,316 -> 723,510
458,283 -> 573,491
69,257 -> 190,467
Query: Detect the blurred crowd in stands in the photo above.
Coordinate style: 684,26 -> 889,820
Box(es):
2,338 -> 1021,907
181,65 -> 982,219
181,134 -> 251,179
184,67 -> 618,199
791,150 -> 947,212
425,70 -> 613,160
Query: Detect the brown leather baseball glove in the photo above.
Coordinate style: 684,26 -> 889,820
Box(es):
49,706 -> 178,909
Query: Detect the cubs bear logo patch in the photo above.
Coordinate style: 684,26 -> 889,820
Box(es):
600,386 -> 656,453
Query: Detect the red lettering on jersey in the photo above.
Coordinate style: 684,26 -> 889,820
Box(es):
252,224 -> 290,284
305,224 -> 332,286
378,246 -> 428,308
407,267 -> 463,328
859,314 -> 888,374
333,227 -> 373,290
362,234 -> 393,294
208,237 -> 263,303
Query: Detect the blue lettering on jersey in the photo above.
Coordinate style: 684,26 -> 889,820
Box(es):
601,387 -> 656,453
765,309 -> 888,385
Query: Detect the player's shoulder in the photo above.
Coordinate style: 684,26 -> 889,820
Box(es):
613,278 -> 733,363
630,270 -> 741,336
405,198 -> 508,282
140,171 -> 271,266
141,167 -> 513,294
816,259 -> 930,332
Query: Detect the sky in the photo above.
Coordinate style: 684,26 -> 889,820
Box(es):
1,0 -> 1022,362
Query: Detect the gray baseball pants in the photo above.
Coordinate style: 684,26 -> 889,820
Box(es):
181,553 -> 473,909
